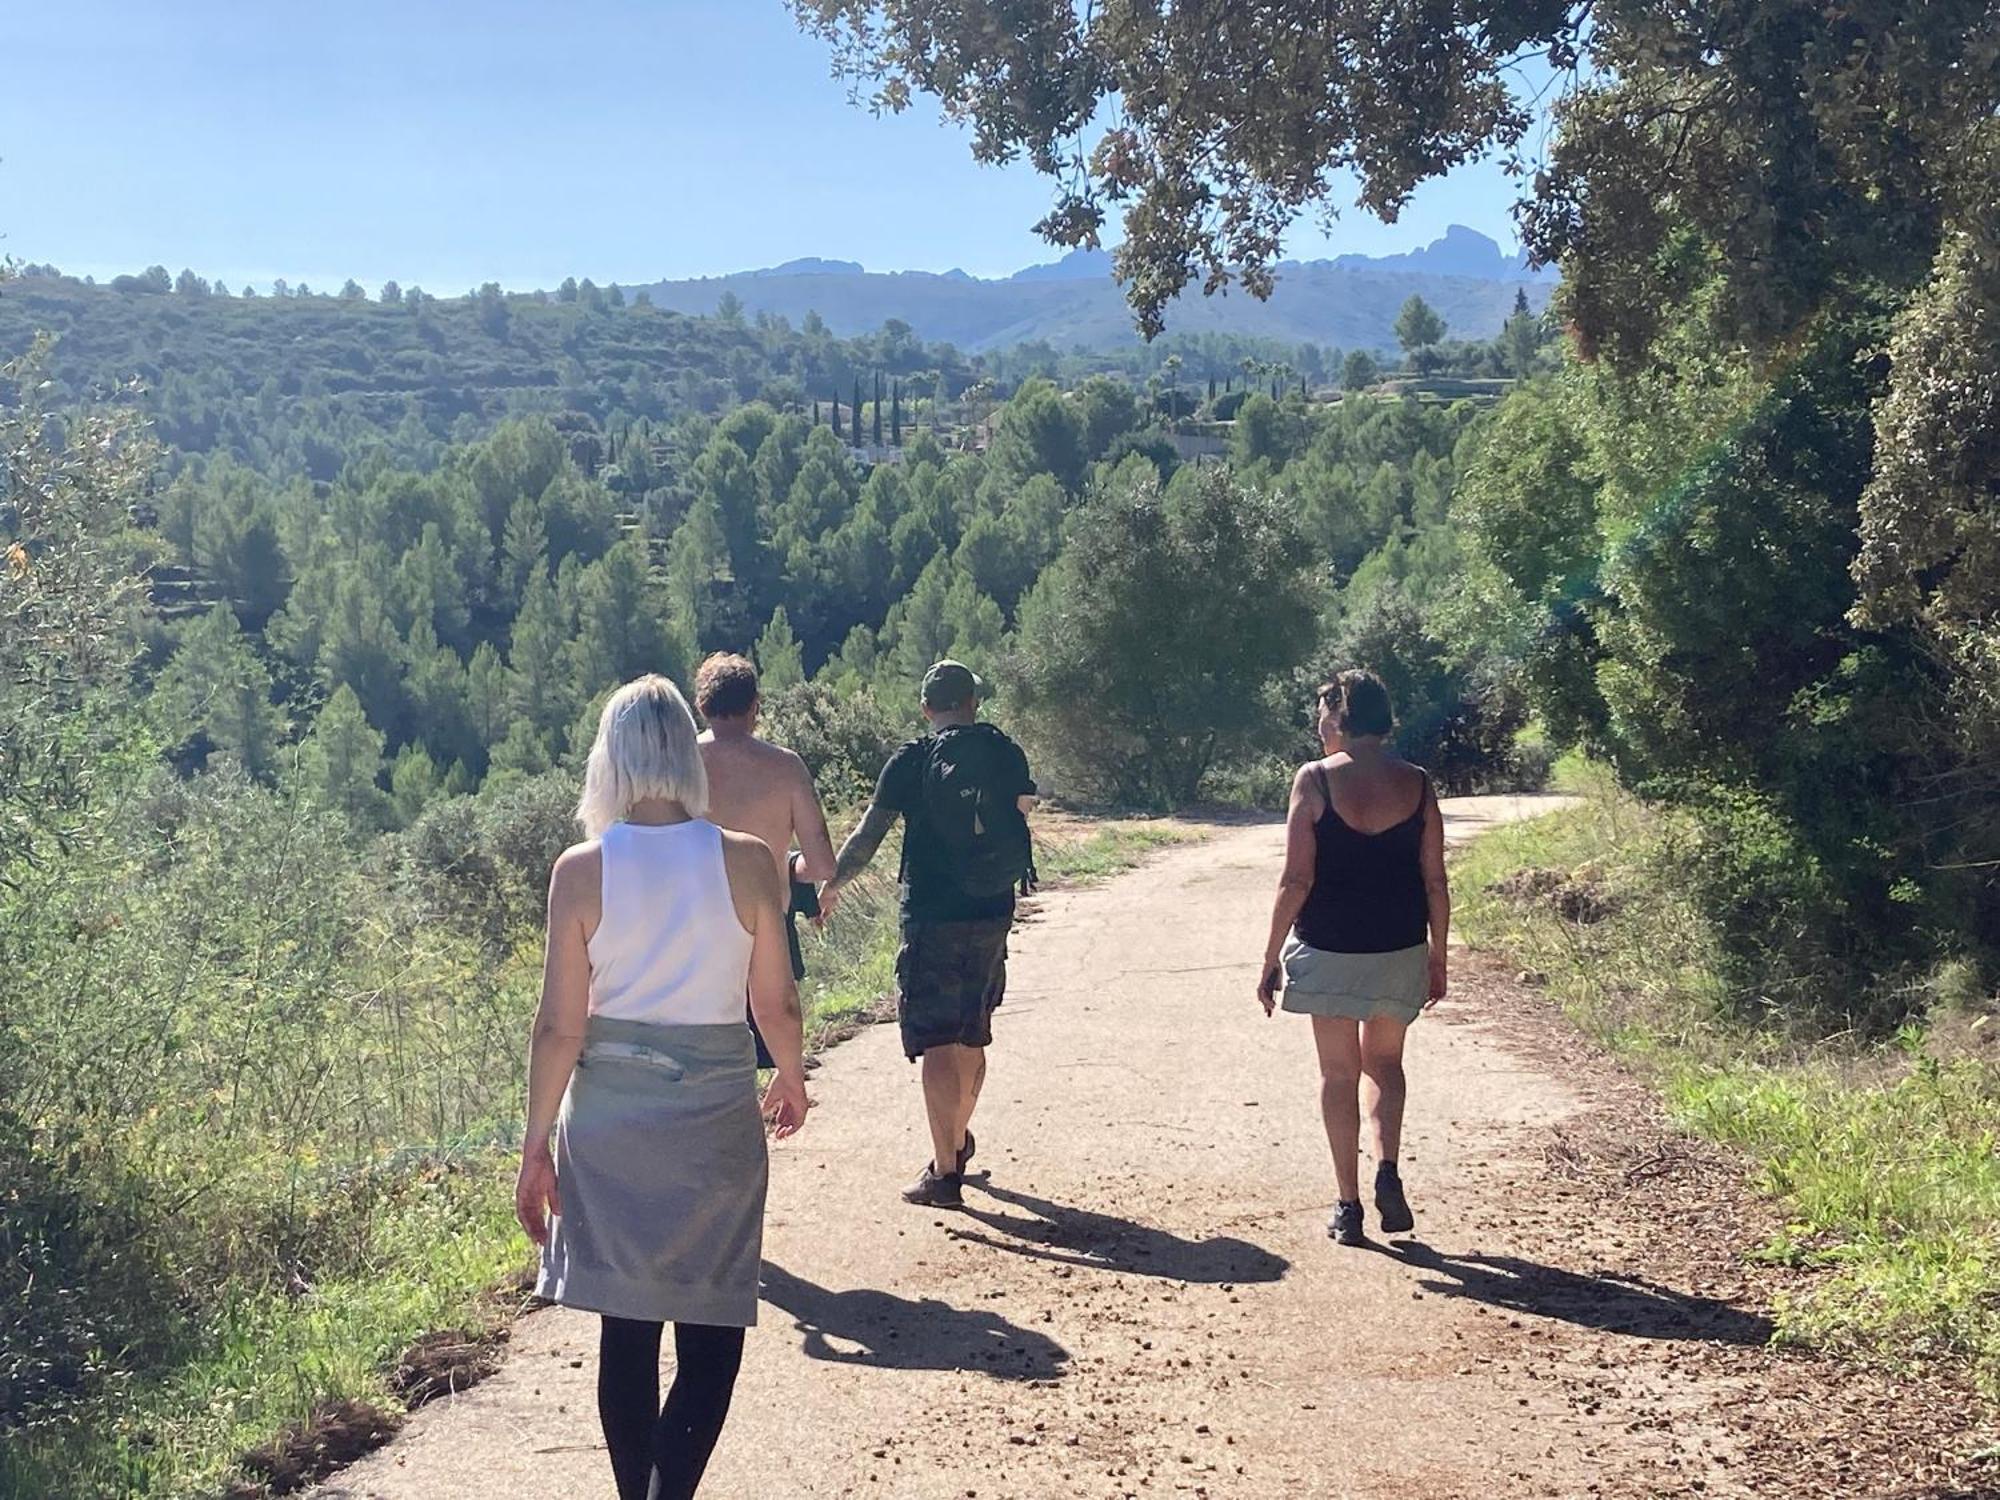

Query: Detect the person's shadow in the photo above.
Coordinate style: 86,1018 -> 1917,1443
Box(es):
758,1263 -> 1070,1380
1384,1239 -> 1774,1345
952,1182 -> 1290,1285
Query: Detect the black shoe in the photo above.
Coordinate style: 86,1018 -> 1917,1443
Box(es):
902,1164 -> 964,1208
1375,1166 -> 1414,1234
956,1129 -> 976,1176
1328,1201 -> 1365,1246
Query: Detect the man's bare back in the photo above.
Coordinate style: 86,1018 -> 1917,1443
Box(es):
699,727 -> 837,889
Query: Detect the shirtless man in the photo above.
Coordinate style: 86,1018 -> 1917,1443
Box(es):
694,654 -> 837,1062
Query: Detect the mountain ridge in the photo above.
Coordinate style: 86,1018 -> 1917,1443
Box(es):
634,226 -> 1551,353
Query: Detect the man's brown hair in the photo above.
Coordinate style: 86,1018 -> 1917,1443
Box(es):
694,652 -> 759,720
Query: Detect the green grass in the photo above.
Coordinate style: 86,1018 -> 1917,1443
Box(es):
1,1161 -> 527,1499
1037,819 -> 1196,880
1455,766 -> 2000,1394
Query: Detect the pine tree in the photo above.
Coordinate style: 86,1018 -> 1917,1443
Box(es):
403,619 -> 473,770
664,494 -> 729,653
317,565 -> 406,741
500,496 -> 549,611
574,537 -> 676,689
486,719 -> 552,783
389,743 -> 441,827
754,606 -> 806,692
508,572 -> 580,737
463,642 -> 510,758
155,604 -> 284,777
299,684 -> 388,831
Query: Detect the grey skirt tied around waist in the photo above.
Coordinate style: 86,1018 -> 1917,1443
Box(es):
1279,936 -> 1430,1026
536,1017 -> 767,1327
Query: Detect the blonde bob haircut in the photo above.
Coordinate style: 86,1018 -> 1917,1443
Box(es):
576,675 -> 710,837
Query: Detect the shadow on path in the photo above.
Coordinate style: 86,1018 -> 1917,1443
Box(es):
952,1183 -> 1289,1285
1382,1239 -> 1773,1345
758,1263 -> 1070,1380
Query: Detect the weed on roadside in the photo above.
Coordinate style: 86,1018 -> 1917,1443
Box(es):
1455,771 -> 2000,1397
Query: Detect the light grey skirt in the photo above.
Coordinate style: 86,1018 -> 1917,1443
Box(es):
1279,936 -> 1429,1025
537,1016 -> 767,1327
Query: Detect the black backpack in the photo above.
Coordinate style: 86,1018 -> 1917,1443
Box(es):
919,725 -> 1035,898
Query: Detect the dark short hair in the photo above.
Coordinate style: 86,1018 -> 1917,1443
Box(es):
694,653 -> 759,719
1317,669 -> 1394,737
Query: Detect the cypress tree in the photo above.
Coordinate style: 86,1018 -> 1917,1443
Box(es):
891,381 -> 903,446
1207,373 -> 1216,403
872,372 -> 884,447
813,399 -> 821,426
851,377 -> 863,446
832,393 -> 843,440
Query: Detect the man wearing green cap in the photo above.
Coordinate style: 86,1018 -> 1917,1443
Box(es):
820,660 -> 1038,1207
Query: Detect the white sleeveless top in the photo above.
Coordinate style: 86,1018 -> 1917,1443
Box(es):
587,820 -> 754,1026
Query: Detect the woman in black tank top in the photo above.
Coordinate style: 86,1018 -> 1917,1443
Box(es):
1255,670 -> 1451,1246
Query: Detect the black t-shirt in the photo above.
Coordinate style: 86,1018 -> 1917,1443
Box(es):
876,725 -> 1036,924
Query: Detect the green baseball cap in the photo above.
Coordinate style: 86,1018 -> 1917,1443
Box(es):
920,659 -> 988,709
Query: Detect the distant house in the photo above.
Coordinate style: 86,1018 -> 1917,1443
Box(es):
1165,430 -> 1229,463
847,443 -> 904,467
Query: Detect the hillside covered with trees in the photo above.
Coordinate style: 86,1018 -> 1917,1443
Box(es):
11,0 -> 1999,1488
0,243 -> 1555,1492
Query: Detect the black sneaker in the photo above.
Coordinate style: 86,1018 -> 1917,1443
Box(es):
901,1164 -> 964,1209
1375,1166 -> 1414,1235
956,1129 -> 976,1176
1328,1201 -> 1365,1246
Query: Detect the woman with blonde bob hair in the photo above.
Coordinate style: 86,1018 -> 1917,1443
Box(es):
518,674 -> 807,1500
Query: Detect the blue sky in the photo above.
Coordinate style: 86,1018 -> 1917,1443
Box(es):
2,0 -> 1531,293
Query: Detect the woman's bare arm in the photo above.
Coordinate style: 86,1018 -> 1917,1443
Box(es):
1257,766 -> 1322,1013
517,844 -> 597,1244
1420,776 -> 1451,1004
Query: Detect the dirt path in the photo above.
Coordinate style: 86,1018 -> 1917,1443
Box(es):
321,798 -> 1985,1500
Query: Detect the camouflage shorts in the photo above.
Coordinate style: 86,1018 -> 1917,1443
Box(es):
895,918 -> 1011,1059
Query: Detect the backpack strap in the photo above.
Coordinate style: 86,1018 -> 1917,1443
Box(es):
895,734 -> 935,885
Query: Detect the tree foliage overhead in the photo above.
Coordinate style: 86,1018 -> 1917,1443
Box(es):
791,0 -> 1536,336
791,1 -> 2000,357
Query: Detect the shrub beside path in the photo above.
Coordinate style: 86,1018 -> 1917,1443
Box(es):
321,798 -> 1989,1499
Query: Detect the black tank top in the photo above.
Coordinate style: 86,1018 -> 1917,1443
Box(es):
1294,764 -> 1431,954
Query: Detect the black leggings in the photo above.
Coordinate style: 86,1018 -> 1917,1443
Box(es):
597,1316 -> 746,1500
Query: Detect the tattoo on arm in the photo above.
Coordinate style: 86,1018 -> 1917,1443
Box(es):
832,802 -> 896,884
